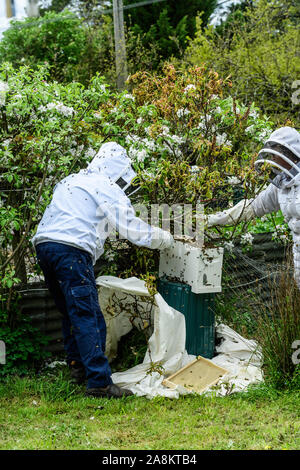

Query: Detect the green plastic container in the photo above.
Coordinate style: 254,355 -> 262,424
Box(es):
158,278 -> 215,358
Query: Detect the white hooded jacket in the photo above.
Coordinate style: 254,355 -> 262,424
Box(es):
208,127 -> 300,288
251,128 -> 300,287
32,142 -> 172,264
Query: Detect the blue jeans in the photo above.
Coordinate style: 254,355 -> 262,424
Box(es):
35,242 -> 112,389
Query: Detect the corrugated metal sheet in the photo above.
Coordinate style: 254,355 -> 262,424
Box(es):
18,285 -> 64,353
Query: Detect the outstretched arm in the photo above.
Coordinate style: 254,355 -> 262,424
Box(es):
102,194 -> 173,250
207,183 -> 280,227
251,183 -> 280,218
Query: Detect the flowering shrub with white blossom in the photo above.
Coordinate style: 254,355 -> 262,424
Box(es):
0,63 -> 287,314
95,65 -> 279,252
98,66 -> 274,186
0,64 -> 112,308
221,211 -> 292,255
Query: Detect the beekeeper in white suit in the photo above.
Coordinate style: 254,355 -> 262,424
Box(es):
32,142 -> 174,399
207,126 -> 300,287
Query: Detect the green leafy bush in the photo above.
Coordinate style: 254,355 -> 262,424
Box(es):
0,316 -> 49,377
0,11 -> 115,85
0,62 -> 279,359
89,64 -> 278,276
183,0 -> 300,125
99,65 -> 273,202
95,65 -> 274,261
0,63 -> 113,313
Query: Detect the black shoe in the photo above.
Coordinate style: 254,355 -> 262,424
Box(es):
85,383 -> 134,399
69,361 -> 86,385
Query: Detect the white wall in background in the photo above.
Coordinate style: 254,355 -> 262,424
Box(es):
0,0 -> 27,38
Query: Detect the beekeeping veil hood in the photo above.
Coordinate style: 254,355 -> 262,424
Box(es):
87,142 -> 139,196
255,127 -> 300,188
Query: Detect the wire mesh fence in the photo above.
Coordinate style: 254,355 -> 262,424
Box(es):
216,232 -> 289,336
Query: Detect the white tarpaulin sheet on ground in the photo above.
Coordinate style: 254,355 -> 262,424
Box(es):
96,276 -> 263,399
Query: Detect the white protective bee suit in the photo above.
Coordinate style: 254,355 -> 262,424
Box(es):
32,142 -> 173,262
207,127 -> 300,288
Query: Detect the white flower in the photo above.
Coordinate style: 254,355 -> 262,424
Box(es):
215,133 -> 228,146
259,129 -> 271,141
249,109 -> 259,119
2,139 -> 11,147
86,148 -> 96,159
190,166 -> 200,174
0,81 -> 9,93
100,85 -> 107,93
184,84 -> 196,93
122,93 -> 135,101
39,101 -> 76,117
196,121 -> 206,131
141,138 -> 156,151
160,125 -> 170,136
137,117 -> 143,124
136,149 -> 148,162
177,108 -> 190,118
245,124 -> 255,135
104,252 -> 115,262
46,102 -> 57,110
126,134 -> 139,144
170,135 -> 185,145
224,241 -> 234,251
241,233 -> 254,245
55,102 -> 76,117
227,176 -> 240,185
174,148 -> 183,157
128,146 -> 149,162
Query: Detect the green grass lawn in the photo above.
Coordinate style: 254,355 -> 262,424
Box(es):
0,370 -> 299,450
